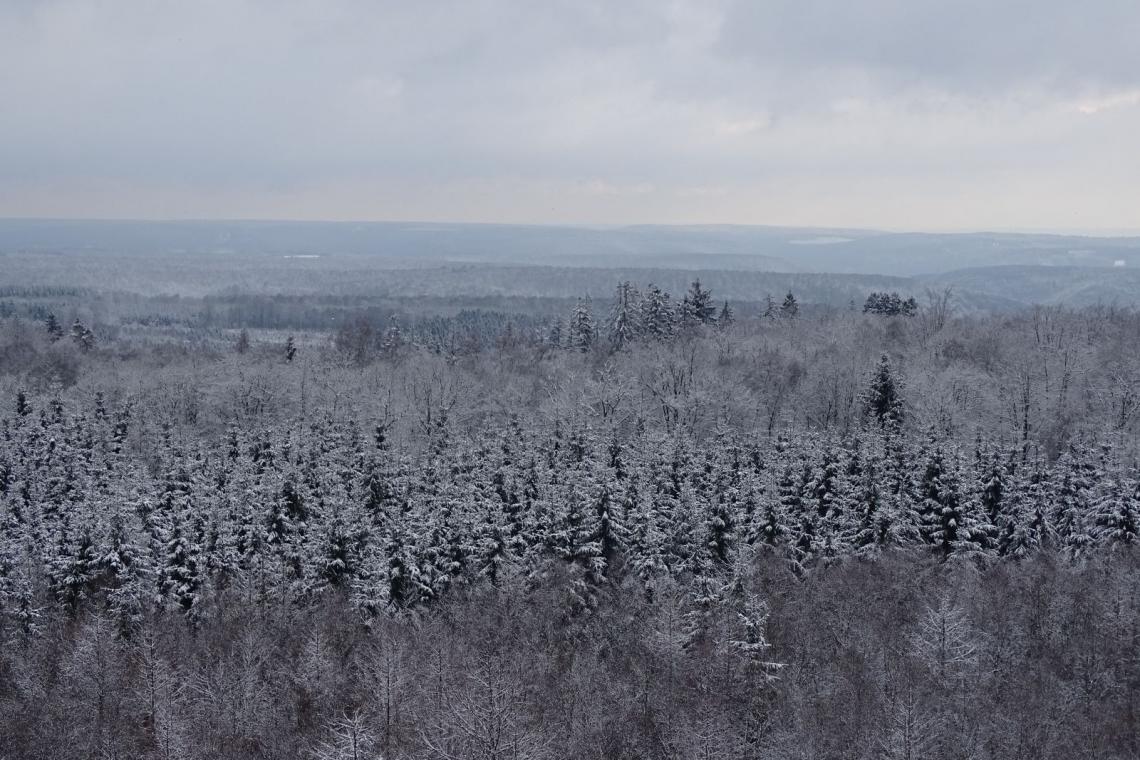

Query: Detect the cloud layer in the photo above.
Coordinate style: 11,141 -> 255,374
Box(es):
2,0 -> 1139,230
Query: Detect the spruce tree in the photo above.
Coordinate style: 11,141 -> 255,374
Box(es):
863,354 -> 905,429
568,298 -> 596,352
70,318 -> 96,351
779,291 -> 799,320
607,281 -> 642,350
641,284 -> 677,340
717,300 -> 734,327
681,279 -> 716,327
1095,476 -> 1139,547
45,312 -> 63,341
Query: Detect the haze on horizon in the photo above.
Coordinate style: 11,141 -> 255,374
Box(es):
3,0 -> 1139,233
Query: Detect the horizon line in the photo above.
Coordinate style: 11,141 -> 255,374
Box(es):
2,215 -> 1140,240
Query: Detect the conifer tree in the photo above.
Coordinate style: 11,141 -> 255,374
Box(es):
607,281 -> 642,350
717,300 -> 734,327
749,489 -> 787,549
1052,450 -> 1094,557
681,279 -> 716,327
779,291 -> 799,320
998,467 -> 1055,559
641,284 -> 676,340
45,312 -> 63,341
919,449 -> 983,558
761,294 -> 777,321
15,390 -> 31,417
863,354 -> 905,429
49,525 -> 100,612
1095,476 -> 1139,547
71,318 -> 96,351
568,298 -> 596,352
705,493 -> 736,566
158,518 -> 201,616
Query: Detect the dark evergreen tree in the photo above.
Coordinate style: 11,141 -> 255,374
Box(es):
717,300 -> 734,327
15,391 -> 31,417
607,281 -> 642,350
158,518 -> 201,616
779,291 -> 799,320
681,279 -> 716,327
641,284 -> 676,340
568,298 -> 596,352
45,312 -> 63,341
1095,476 -> 1139,547
863,354 -> 905,429
70,318 -> 96,351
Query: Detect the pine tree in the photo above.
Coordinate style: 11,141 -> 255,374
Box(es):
319,512 -> 361,588
3,568 -> 42,645
779,291 -> 799,320
158,518 -> 201,616
49,525 -> 100,612
1095,475 -> 1139,547
761,294 -> 777,321
705,493 -> 735,565
1052,448 -> 1094,557
100,508 -> 147,635
568,298 -> 596,352
15,390 -> 31,417
863,354 -> 905,429
641,284 -> 677,340
70,318 -> 96,351
746,482 -> 786,549
681,279 -> 716,327
717,300 -> 734,327
976,452 -> 1008,550
919,448 -> 983,558
997,465 -> 1055,559
473,494 -> 512,586
591,482 -> 626,572
45,312 -> 63,341
607,281 -> 642,350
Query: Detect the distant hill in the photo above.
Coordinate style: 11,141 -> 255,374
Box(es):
3,219 -> 1139,276
924,265 -> 1140,308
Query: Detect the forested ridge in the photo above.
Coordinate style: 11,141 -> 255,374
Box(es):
1,279 -> 1139,759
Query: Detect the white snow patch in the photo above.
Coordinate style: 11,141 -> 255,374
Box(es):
789,236 -> 853,246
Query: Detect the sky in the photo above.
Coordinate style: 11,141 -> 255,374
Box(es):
2,0 -> 1139,232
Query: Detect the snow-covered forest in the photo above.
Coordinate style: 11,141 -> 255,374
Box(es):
2,277 -> 1139,759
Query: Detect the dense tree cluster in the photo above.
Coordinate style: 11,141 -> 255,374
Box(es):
548,280 -> 726,352
2,392 -> 1136,626
1,390 -> 1139,757
863,291 -> 918,316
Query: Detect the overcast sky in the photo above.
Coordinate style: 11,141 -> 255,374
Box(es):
2,0 -> 1139,232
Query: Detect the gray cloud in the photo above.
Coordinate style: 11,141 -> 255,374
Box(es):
1,0 -> 1138,230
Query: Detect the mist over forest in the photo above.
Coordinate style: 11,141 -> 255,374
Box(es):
1,220 -> 1139,760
